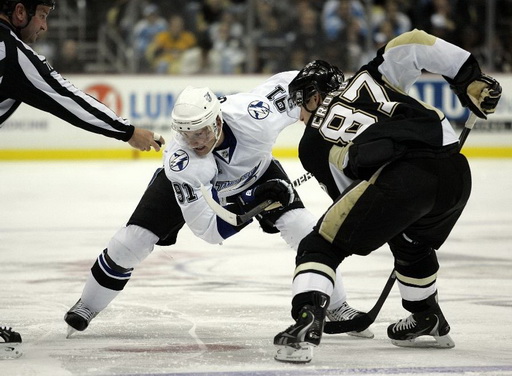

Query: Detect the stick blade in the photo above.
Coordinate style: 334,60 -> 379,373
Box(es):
199,184 -> 240,226
324,315 -> 373,334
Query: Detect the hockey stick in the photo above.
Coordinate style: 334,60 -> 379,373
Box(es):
324,111 -> 479,334
458,112 -> 478,150
200,183 -> 274,226
292,171 -> 313,188
324,269 -> 397,333
200,172 -> 315,227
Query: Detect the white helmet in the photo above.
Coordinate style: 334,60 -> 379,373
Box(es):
171,86 -> 222,135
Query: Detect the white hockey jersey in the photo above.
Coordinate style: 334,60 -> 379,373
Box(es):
164,71 -> 300,244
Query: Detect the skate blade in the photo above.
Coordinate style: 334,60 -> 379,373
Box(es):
274,343 -> 315,363
391,333 -> 455,349
66,325 -> 77,339
0,343 -> 23,359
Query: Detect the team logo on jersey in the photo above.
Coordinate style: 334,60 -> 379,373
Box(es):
169,149 -> 190,172
247,100 -> 270,120
215,163 -> 261,192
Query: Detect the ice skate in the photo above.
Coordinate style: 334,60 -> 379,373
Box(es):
387,305 -> 455,348
64,299 -> 98,338
0,326 -> 22,359
274,292 -> 328,363
326,301 -> 374,339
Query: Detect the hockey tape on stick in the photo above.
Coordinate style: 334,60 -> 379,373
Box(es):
200,172 -> 314,226
458,112 -> 478,151
324,269 -> 397,334
200,184 -> 275,226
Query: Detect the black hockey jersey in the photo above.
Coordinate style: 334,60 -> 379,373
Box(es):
299,29 -> 468,199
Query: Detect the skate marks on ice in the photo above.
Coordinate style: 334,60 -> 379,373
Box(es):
1,160 -> 512,375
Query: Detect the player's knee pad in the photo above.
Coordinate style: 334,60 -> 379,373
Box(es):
389,233 -> 439,272
296,231 -> 344,270
274,208 -> 317,251
107,225 -> 159,269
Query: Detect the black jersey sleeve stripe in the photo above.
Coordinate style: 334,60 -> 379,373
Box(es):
15,45 -> 134,141
0,25 -> 134,142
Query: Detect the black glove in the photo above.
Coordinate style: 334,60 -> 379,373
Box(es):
238,179 -> 295,211
467,74 -> 502,118
444,56 -> 502,119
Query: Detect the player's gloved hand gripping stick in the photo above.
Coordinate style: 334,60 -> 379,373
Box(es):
200,179 -> 294,227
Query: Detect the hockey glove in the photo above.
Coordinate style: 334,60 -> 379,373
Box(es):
445,55 -> 502,119
464,74 -> 502,118
238,179 -> 295,212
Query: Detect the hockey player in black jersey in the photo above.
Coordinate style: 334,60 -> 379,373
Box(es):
274,29 -> 501,363
0,0 -> 164,358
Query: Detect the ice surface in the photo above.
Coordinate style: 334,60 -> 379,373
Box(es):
1,159 -> 511,376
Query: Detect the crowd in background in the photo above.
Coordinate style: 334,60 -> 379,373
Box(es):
42,0 -> 512,75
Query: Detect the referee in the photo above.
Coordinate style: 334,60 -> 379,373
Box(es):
0,0 -> 164,151
0,0 -> 164,359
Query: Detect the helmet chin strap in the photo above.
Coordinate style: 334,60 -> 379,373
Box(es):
303,104 -> 317,114
303,95 -> 320,114
302,92 -> 320,114
211,119 -> 224,149
202,117 -> 223,155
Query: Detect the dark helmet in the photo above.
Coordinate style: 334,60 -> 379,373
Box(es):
1,0 -> 55,17
288,60 -> 345,107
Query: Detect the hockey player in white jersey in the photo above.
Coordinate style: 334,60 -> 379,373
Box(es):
64,72 -> 373,339
0,0 -> 163,358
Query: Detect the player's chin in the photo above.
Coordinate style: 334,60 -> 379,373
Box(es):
193,145 -> 210,156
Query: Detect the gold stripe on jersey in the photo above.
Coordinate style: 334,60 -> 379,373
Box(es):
396,270 -> 438,287
329,142 -> 352,171
294,262 -> 336,282
318,180 -> 370,243
318,164 -> 387,242
384,29 -> 437,52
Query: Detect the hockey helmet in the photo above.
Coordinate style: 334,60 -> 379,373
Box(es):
1,0 -> 55,16
289,60 -> 345,106
171,86 -> 222,135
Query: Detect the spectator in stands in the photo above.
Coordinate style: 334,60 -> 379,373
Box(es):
132,3 -> 167,73
52,39 -> 85,74
106,0 -> 141,44
289,5 -> 327,68
207,12 -> 246,74
372,0 -> 411,40
146,14 -> 198,74
429,0 -> 456,42
410,0 -> 456,43
320,0 -> 366,72
255,14 -> 291,73
196,0 -> 227,33
321,0 -> 368,41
